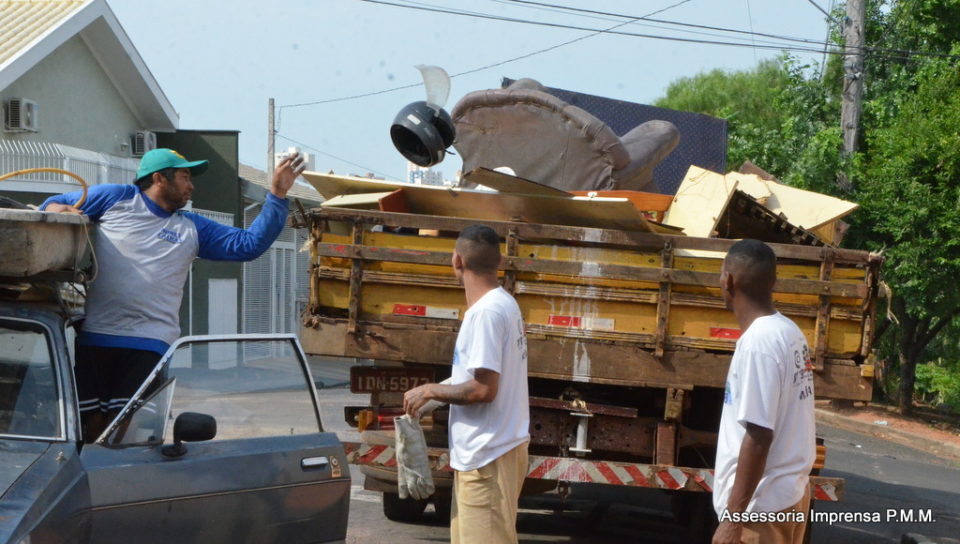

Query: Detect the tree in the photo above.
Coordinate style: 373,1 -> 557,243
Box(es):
852,56 -> 960,413
653,1 -> 960,415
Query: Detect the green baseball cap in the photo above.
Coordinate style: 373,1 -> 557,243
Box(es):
136,148 -> 209,179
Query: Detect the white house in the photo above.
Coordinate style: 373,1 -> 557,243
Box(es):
0,0 -> 177,204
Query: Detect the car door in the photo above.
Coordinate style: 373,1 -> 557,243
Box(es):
79,335 -> 350,544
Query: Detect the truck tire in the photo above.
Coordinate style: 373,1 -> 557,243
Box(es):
382,492 -> 428,522
671,492 -> 718,544
434,495 -> 452,521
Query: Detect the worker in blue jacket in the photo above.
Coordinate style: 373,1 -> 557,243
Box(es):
42,148 -> 305,442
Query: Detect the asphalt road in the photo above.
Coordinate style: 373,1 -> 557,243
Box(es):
309,358 -> 960,544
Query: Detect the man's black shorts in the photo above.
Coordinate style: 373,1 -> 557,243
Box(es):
75,345 -> 163,414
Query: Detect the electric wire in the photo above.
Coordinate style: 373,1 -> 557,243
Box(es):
275,133 -> 403,181
483,0 -> 960,60
745,0 -> 758,62
484,0 -> 822,49
279,0 -> 690,110
279,0 -> 956,115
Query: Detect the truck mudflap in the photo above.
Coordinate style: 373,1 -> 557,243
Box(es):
342,441 -> 843,501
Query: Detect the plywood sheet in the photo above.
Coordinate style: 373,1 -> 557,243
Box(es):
664,166 -> 739,237
725,171 -> 858,229
320,192 -> 395,209
396,186 -> 671,233
462,168 -> 572,196
570,191 -> 674,213
302,171 -> 412,200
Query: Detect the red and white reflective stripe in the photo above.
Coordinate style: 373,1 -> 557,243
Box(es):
344,442 -> 453,471
656,467 -> 689,489
547,315 -> 615,330
693,471 -> 714,492
812,482 -> 839,501
341,442 -> 843,501
345,443 -> 398,468
393,304 -> 459,320
710,327 -> 742,339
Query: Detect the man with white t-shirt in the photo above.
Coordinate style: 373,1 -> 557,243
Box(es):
404,224 -> 530,544
712,239 -> 816,544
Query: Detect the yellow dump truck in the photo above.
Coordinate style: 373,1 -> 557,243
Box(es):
296,202 -> 882,540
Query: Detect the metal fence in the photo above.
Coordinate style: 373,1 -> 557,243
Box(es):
0,140 -> 139,186
242,204 -> 310,357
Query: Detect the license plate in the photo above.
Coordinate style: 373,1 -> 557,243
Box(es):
350,367 -> 436,394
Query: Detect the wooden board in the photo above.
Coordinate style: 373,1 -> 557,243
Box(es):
304,170 -> 674,233
570,190 -> 674,213
302,171 -> 412,200
663,167 -> 739,237
299,319 -> 872,400
320,192 -> 396,209
724,170 -> 858,229
395,186 -> 670,233
462,168 -> 572,196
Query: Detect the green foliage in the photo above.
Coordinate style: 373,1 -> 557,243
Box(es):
654,59 -> 789,130
852,56 -> 960,318
652,0 -> 960,411
915,360 -> 960,411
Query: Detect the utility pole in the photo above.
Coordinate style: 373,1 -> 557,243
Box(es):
267,98 -> 275,181
839,0 -> 865,190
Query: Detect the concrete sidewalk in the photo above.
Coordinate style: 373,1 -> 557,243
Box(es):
816,408 -> 960,463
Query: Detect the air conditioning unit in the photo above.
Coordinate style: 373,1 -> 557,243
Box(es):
132,130 -> 157,156
4,98 -> 39,132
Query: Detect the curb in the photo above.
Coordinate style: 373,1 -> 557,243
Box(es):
816,408 -> 960,463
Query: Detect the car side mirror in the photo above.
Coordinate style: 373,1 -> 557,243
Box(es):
161,412 -> 217,458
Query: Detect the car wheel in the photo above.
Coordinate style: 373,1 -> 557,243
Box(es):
382,492 -> 428,522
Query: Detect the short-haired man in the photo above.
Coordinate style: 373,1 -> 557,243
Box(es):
712,239 -> 816,544
42,148 -> 304,441
404,224 -> 530,544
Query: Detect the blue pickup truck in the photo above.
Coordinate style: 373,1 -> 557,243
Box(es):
0,289 -> 350,544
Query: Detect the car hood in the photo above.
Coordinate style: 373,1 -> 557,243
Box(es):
0,442 -> 50,499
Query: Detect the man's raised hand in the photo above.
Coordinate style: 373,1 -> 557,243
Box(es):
271,152 -> 306,199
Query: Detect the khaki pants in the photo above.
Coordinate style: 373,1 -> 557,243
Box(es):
451,442 -> 529,544
741,484 -> 811,544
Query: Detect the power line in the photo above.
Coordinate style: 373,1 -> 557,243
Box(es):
279,0 -> 690,110
501,0 -> 829,46
804,0 -> 842,26
745,0 -> 758,63
485,0 -> 820,49
493,0 -> 960,60
281,0 -> 958,112
360,0 -> 838,54
276,133 -> 403,181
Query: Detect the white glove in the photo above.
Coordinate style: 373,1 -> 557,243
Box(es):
395,414 -> 435,500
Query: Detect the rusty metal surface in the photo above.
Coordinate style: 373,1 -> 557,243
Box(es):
529,396 -> 638,418
314,242 -> 869,299
304,207 -> 879,264
716,190 -> 825,246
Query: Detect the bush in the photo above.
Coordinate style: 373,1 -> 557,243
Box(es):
914,360 -> 960,412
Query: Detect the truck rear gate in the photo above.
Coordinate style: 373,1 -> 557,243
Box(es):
297,206 -> 880,538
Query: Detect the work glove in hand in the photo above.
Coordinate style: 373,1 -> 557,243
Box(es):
395,414 -> 434,500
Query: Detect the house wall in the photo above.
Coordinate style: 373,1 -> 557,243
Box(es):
158,130 -> 242,338
1,35 -> 143,155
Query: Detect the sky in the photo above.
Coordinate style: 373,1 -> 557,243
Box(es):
107,0 -> 836,182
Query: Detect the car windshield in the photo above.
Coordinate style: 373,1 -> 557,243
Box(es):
102,336 -> 321,447
0,319 -> 62,440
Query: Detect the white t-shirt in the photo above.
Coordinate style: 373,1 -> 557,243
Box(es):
448,287 -> 530,471
713,312 -> 816,516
